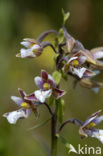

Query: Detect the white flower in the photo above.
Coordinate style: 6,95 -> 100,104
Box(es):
34,89 -> 52,103
16,38 -> 43,58
20,48 -> 35,58
70,66 -> 86,78
92,130 -> 103,144
3,109 -> 31,124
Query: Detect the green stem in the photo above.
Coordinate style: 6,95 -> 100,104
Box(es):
51,113 -> 58,156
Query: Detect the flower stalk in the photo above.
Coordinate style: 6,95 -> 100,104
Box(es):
37,30 -> 58,42
51,112 -> 58,156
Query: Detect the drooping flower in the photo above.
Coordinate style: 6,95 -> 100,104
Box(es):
34,70 -> 65,103
16,38 -> 43,58
3,88 -> 39,124
79,110 -> 103,143
63,56 -> 96,79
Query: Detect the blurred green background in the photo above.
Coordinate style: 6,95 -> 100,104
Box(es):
1,0 -> 103,155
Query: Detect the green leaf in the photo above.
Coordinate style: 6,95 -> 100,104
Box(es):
55,98 -> 65,123
27,118 -> 51,131
52,71 -> 62,84
58,28 -> 64,44
62,9 -> 70,25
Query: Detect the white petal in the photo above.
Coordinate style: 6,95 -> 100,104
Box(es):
42,89 -> 52,98
70,66 -> 86,78
11,96 -> 23,105
20,41 -> 31,48
31,44 -> 41,50
35,89 -> 52,103
20,49 -> 35,58
92,130 -> 103,143
3,109 -> 31,124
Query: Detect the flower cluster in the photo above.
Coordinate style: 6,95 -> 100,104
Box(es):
3,71 -> 65,124
58,27 -> 103,92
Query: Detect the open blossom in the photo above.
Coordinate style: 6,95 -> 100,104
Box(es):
3,88 -> 39,124
34,70 -> 65,103
16,38 -> 43,58
79,110 -> 103,143
60,27 -> 103,92
63,56 -> 96,79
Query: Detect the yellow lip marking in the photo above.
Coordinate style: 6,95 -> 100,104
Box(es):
30,43 -> 35,48
71,60 -> 79,66
89,122 -> 96,127
21,102 -> 30,108
43,83 -> 50,90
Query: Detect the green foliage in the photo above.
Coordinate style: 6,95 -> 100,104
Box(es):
52,71 -> 62,84
62,9 -> 70,26
55,98 -> 65,123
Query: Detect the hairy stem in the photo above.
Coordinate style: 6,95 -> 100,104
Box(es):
51,113 -> 58,156
41,41 -> 57,53
57,118 -> 82,133
37,30 -> 58,43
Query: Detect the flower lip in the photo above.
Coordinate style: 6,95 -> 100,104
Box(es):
20,49 -> 35,58
34,89 -> 52,103
3,109 -> 31,124
69,66 -> 87,78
